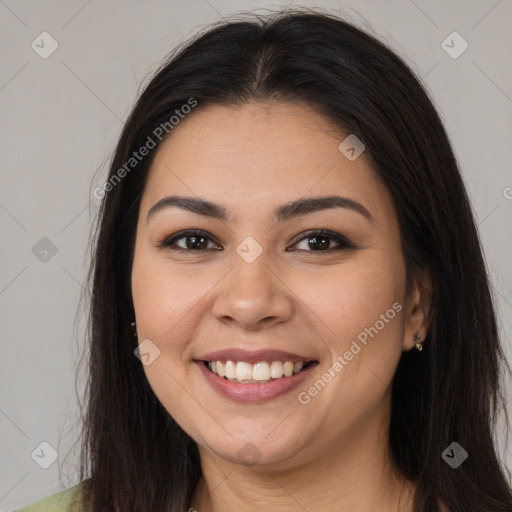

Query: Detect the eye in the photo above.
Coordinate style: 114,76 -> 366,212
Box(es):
288,229 -> 356,252
158,230 -> 221,251
157,229 -> 356,253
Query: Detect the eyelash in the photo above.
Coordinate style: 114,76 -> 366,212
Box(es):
157,229 -> 356,253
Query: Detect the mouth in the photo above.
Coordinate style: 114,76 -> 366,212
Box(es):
194,357 -> 319,402
202,359 -> 317,384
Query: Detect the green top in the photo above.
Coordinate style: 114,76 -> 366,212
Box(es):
15,484 -> 84,512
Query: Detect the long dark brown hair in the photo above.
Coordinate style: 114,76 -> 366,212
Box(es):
75,8 -> 512,511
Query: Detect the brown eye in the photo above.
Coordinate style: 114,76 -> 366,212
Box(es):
158,229 -> 356,253
289,230 -> 356,252
159,230 -> 221,251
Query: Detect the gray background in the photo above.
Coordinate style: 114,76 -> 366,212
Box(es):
1,0 -> 511,510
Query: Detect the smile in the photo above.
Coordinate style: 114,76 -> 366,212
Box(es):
196,359 -> 319,402
205,360 -> 312,383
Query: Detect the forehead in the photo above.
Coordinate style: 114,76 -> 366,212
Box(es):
141,100 -> 393,225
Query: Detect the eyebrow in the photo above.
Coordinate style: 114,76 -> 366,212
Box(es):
146,195 -> 373,223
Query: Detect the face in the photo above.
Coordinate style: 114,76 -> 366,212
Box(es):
131,100 -> 427,469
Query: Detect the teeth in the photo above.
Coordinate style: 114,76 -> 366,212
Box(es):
207,359 -> 307,382
225,360 -> 237,379
270,361 -> 283,378
294,362 -> 304,374
236,362 -> 253,381
283,362 -> 294,377
253,362 -> 270,381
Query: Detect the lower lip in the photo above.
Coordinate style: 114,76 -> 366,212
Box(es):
195,361 -> 318,402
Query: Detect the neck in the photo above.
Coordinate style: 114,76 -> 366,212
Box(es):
189,392 -> 416,512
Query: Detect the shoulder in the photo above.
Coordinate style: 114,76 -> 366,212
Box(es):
14,483 -> 84,512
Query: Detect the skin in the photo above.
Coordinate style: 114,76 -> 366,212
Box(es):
131,100 -> 433,512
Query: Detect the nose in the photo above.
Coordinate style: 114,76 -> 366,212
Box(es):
211,251 -> 294,331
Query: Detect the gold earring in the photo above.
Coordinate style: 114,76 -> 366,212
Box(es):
413,331 -> 422,351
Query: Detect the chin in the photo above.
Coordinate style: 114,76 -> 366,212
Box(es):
199,433 -> 305,468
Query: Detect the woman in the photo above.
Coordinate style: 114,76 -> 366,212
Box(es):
17,8 -> 512,512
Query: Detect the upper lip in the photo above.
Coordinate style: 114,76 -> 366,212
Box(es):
195,349 -> 317,364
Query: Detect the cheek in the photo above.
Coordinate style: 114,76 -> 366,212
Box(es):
290,252 -> 405,399
131,254 -> 202,420
293,257 -> 403,344
132,250 -> 199,339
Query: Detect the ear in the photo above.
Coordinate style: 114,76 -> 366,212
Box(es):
403,268 -> 433,351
